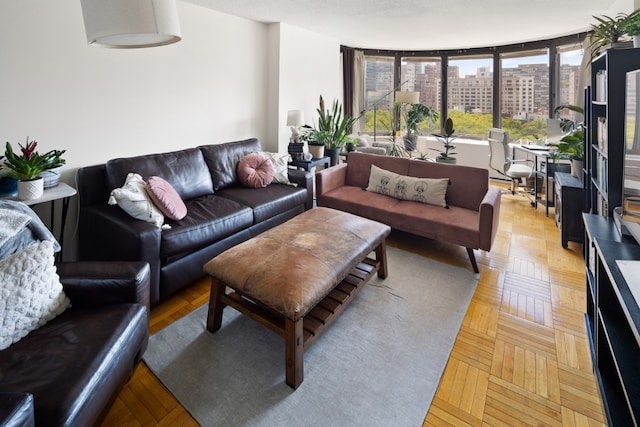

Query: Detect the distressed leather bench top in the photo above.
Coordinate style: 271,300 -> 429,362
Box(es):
203,207 -> 390,321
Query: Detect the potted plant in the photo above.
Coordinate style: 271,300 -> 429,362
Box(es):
314,95 -> 359,166
624,9 -> 640,47
431,118 -> 457,164
39,149 -> 66,188
588,10 -> 640,60
557,129 -> 585,177
2,138 -> 57,200
402,103 -> 438,152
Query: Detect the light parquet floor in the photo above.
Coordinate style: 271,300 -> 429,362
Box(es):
100,186 -> 605,426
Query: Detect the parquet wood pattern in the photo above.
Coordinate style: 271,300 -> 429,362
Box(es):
100,188 -> 605,426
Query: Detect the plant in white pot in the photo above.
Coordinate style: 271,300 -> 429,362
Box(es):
2,138 -> 58,200
38,149 -> 66,188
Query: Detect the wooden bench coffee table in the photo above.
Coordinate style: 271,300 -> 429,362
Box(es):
204,207 -> 390,389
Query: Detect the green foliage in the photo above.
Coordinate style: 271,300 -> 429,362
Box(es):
405,103 -> 439,136
313,95 -> 360,149
558,130 -> 585,160
432,118 -> 457,159
589,10 -> 640,60
2,139 -> 62,181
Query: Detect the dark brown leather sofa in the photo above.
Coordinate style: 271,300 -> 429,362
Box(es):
76,138 -> 313,306
0,261 -> 150,427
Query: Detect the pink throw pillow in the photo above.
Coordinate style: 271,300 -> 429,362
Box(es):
146,176 -> 188,221
238,153 -> 275,188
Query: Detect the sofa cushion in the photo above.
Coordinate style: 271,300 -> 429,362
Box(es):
0,240 -> 71,351
238,153 -> 274,188
216,184 -> 308,224
159,195 -> 253,258
0,304 -> 148,427
199,138 -> 263,191
108,173 -> 165,227
365,164 -> 449,207
345,152 -> 410,188
146,176 -> 188,221
105,148 -> 214,200
260,151 -> 292,185
407,160 -> 488,211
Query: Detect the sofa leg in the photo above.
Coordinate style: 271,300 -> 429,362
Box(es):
466,247 -> 479,273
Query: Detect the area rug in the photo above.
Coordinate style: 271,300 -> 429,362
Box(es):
143,246 -> 478,427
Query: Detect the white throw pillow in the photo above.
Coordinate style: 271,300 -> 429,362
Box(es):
108,173 -> 165,227
260,151 -> 296,186
365,164 -> 449,207
0,240 -> 71,350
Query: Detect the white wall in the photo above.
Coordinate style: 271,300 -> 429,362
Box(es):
0,1 -> 342,260
267,23 -> 341,153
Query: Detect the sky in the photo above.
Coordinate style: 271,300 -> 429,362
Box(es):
451,49 -> 584,77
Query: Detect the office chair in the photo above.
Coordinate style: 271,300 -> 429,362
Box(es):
488,128 -> 536,206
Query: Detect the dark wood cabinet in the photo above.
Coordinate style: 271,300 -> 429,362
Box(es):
583,214 -> 640,426
554,172 -> 583,247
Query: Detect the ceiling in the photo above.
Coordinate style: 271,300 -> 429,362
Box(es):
185,0 -> 634,51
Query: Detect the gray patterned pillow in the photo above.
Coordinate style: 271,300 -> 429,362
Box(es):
365,164 -> 449,207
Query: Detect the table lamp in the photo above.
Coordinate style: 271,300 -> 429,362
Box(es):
286,110 -> 305,143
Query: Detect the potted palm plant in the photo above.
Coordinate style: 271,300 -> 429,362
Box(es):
2,138 -> 58,200
588,10 -> 640,60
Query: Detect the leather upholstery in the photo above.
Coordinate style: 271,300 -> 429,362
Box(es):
204,207 -> 390,321
0,262 -> 150,427
77,139 -> 313,306
106,148 -> 214,200
198,138 -> 262,190
0,393 -> 34,427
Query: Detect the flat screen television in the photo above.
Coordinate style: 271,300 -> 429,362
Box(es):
621,69 -> 640,242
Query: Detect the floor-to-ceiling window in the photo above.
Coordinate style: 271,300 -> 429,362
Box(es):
400,57 -> 441,135
500,49 -> 549,142
351,33 -> 587,142
448,55 -> 493,139
363,56 -> 395,137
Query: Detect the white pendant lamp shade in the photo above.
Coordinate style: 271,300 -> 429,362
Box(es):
80,0 -> 181,48
395,91 -> 420,104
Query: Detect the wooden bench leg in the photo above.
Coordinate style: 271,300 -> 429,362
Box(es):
285,317 -> 304,389
206,277 -> 225,332
375,240 -> 388,279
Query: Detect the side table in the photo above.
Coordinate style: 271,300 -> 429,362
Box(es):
4,182 -> 77,261
288,156 -> 330,172
554,172 -> 583,248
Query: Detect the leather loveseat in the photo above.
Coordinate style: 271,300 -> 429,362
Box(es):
77,138 -> 313,306
316,152 -> 502,273
0,261 -> 150,427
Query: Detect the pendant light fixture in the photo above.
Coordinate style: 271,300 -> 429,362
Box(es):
80,0 -> 181,48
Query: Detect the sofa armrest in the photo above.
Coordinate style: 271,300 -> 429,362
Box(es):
57,261 -> 151,313
79,205 -> 161,303
315,163 -> 348,198
0,393 -> 35,427
287,169 -> 314,210
478,186 -> 502,251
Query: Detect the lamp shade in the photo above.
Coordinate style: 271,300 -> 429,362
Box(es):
80,0 -> 181,48
395,91 -> 420,104
286,110 -> 305,126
